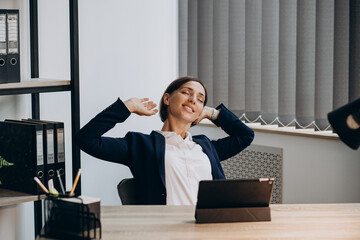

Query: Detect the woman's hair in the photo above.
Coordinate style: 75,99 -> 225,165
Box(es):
159,76 -> 208,122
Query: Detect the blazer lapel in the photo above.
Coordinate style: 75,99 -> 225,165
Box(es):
151,131 -> 166,187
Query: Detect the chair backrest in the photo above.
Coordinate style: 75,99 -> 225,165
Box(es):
221,144 -> 283,204
117,177 -> 136,205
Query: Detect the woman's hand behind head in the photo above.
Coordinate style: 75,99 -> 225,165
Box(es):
192,106 -> 213,126
124,97 -> 158,116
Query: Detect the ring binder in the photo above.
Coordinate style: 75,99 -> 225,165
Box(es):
0,121 -> 45,194
27,119 -> 66,192
0,10 -> 7,84
5,119 -> 57,192
6,9 -> 20,83
0,9 -> 20,84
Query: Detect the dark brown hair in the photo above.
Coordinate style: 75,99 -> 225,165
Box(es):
159,76 -> 208,122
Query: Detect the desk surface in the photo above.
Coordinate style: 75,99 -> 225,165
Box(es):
100,204 -> 360,239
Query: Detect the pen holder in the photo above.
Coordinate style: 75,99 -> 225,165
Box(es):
42,195 -> 101,239
47,191 -> 78,199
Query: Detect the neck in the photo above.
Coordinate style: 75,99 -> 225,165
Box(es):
161,117 -> 191,139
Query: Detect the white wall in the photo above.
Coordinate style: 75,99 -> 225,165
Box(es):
190,125 -> 360,204
0,0 -> 178,239
78,0 -> 178,205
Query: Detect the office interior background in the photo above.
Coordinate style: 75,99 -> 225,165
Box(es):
0,0 -> 359,239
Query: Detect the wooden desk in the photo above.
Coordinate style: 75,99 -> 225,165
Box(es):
100,204 -> 360,239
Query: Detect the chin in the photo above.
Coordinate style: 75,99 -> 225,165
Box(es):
185,117 -> 199,125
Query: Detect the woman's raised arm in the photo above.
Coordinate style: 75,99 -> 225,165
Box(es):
75,98 -> 156,165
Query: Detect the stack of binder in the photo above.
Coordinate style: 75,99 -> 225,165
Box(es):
26,119 -> 66,192
0,121 -> 44,194
0,9 -> 20,84
0,119 -> 65,195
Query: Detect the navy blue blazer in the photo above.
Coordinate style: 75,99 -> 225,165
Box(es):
75,98 -> 254,204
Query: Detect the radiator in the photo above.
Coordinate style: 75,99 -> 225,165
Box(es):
221,144 -> 283,204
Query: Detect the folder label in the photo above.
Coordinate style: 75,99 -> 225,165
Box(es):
47,129 -> 55,164
57,129 -> 65,163
0,14 -> 6,55
7,13 -> 18,54
0,12 -> 6,84
36,130 -> 44,166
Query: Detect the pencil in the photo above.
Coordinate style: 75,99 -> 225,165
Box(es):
33,177 -> 49,194
69,168 -> 81,196
56,170 -> 66,195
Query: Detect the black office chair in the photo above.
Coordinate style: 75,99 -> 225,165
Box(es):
117,178 -> 136,205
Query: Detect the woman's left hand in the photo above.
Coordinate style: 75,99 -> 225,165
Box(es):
192,106 -> 214,126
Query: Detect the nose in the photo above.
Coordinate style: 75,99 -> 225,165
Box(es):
188,94 -> 195,104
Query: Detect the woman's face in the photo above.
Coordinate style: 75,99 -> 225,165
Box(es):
164,81 -> 206,124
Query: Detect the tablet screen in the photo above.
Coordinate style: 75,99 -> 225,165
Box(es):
196,178 -> 274,209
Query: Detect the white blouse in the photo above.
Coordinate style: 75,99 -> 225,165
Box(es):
157,131 -> 212,205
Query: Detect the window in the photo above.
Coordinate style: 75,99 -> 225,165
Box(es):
179,0 -> 360,131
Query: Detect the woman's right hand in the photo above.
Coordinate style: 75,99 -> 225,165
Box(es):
124,98 -> 158,116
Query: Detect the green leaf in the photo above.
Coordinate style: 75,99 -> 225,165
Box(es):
0,156 -> 14,168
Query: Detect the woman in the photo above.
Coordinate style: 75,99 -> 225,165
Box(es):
75,76 -> 254,205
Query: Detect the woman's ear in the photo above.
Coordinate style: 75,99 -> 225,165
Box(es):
163,93 -> 170,106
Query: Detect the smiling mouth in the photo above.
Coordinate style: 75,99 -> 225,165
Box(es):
183,105 -> 194,113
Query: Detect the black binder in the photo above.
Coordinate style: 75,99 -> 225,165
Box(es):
5,119 -> 56,190
6,9 -> 20,83
0,121 -> 45,194
27,119 -> 66,191
0,10 -> 7,84
195,179 -> 274,223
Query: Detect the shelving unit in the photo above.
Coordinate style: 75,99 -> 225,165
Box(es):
0,0 -> 80,238
0,80 -> 71,95
0,189 -> 46,207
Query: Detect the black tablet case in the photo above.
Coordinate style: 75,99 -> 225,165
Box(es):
195,179 -> 274,223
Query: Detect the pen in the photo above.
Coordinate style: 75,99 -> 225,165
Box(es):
69,168 -> 81,196
56,170 -> 66,195
33,177 -> 49,194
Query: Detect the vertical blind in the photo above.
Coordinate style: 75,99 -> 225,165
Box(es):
179,0 -> 360,131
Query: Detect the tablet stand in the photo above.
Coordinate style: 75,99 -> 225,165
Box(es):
195,206 -> 271,223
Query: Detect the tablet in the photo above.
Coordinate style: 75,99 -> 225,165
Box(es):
196,178 -> 274,209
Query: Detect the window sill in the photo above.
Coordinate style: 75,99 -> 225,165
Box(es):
198,119 -> 340,140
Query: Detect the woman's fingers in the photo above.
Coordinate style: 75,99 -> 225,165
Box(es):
139,99 -> 158,116
142,108 -> 158,116
145,101 -> 157,110
126,97 -> 158,116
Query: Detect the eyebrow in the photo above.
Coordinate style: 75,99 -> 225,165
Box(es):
181,87 -> 205,97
